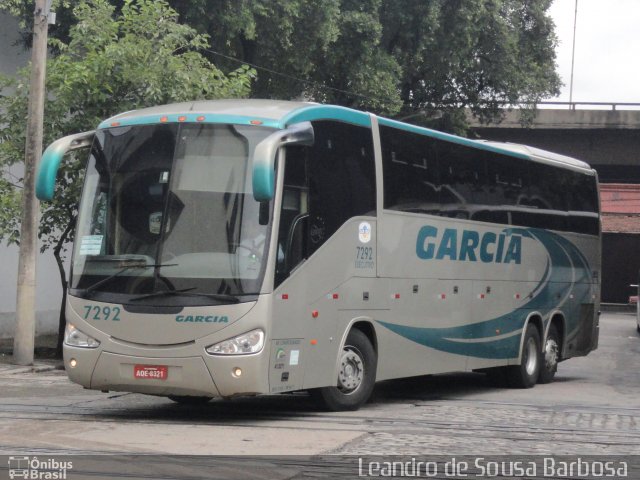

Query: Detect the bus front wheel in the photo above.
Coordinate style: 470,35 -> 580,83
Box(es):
316,329 -> 377,411
506,324 -> 541,388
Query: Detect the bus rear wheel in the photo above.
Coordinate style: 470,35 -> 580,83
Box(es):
538,324 -> 560,384
316,329 -> 377,411
506,323 -> 541,388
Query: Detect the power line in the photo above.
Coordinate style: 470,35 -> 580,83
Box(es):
202,47 -> 381,104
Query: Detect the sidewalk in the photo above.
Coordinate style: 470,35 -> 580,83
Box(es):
0,355 -> 62,374
0,334 -> 64,374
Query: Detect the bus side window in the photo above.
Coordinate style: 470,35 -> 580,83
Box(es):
380,126 -> 439,214
437,141 -> 487,219
275,121 -> 376,287
275,146 -> 309,286
306,121 -> 376,257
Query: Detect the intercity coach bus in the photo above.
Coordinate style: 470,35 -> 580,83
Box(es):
36,100 -> 600,410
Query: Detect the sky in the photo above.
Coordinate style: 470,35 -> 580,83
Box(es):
549,0 -> 640,105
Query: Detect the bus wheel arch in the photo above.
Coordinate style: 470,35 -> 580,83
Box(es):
315,320 -> 378,411
350,320 -> 378,353
539,313 -> 565,384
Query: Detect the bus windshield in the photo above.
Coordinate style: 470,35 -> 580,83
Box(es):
70,122 -> 275,305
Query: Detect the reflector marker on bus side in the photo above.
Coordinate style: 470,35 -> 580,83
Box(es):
281,294 -> 289,300
438,294 -> 446,300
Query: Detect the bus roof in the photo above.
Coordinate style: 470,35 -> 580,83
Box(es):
98,99 -> 593,174
476,140 -> 593,171
98,99 -> 372,130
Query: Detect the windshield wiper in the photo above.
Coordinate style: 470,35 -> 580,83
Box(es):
129,289 -> 240,303
76,263 -> 178,295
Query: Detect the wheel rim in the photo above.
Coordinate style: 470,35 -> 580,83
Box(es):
337,346 -> 364,394
524,337 -> 538,376
544,337 -> 559,372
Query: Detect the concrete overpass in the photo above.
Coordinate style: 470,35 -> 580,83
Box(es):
468,105 -> 640,183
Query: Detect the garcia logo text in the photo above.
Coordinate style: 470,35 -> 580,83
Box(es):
416,226 -> 522,264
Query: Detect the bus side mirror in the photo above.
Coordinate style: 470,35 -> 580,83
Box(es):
36,130 -> 95,201
252,122 -> 314,202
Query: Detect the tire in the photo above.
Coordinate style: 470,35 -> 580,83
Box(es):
316,329 -> 377,411
538,323 -> 560,384
506,323 -> 541,388
168,395 -> 212,405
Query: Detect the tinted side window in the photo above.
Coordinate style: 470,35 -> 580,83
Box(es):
275,146 -> 309,286
484,154 -> 528,208
437,142 -> 487,219
381,126 -> 439,214
522,162 -> 568,231
380,125 -> 598,235
306,121 -> 376,256
566,170 -> 600,235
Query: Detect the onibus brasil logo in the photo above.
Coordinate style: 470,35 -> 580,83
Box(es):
8,456 -> 73,479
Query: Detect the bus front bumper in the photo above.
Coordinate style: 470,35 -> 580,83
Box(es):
64,345 -> 269,398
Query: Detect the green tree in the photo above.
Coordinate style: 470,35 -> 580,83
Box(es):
0,0 -> 254,352
168,0 -> 560,125
5,0 -> 561,126
169,0 -> 403,115
381,0 -> 561,130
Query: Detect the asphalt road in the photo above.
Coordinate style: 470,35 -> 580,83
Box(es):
0,312 -> 638,478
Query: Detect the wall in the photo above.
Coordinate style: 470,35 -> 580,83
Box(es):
601,233 -> 640,304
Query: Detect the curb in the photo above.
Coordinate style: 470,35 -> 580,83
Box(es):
0,359 -> 61,375
601,303 -> 635,314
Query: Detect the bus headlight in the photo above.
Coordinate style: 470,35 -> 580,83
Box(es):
206,329 -> 265,355
64,323 -> 100,348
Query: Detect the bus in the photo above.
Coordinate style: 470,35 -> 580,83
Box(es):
36,100 -> 601,411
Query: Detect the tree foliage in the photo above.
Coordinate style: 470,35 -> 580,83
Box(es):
167,0 -> 560,125
0,0 -> 254,351
3,0 -> 561,125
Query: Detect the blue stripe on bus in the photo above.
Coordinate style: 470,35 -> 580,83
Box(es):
377,228 -> 594,359
280,105 -> 372,128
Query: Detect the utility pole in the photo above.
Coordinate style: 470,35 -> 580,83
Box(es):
569,0 -> 579,108
13,0 -> 51,365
